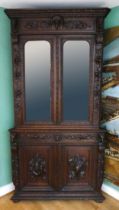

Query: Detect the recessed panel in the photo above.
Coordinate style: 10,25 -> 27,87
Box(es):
25,41 -> 51,122
63,40 -> 90,121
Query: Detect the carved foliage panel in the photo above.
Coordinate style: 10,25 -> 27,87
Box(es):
63,145 -> 97,190
19,146 -> 52,188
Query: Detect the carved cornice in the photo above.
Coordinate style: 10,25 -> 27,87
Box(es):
5,9 -> 110,18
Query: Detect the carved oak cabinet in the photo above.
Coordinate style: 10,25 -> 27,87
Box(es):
6,8 -> 109,202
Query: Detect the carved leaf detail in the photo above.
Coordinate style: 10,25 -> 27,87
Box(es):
29,154 -> 47,179
68,155 -> 87,180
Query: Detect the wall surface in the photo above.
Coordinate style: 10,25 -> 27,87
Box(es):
0,8 -> 14,188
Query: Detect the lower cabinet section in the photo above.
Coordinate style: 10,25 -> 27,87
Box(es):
11,131 -> 105,202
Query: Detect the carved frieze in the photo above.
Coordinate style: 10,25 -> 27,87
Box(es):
68,155 -> 87,180
20,133 -> 97,141
21,16 -> 93,33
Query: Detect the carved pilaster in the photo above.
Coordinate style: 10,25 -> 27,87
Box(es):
12,32 -> 23,125
10,132 -> 20,188
93,20 -> 104,124
97,133 -> 105,190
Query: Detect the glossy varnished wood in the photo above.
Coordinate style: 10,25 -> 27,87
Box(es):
5,8 -> 109,202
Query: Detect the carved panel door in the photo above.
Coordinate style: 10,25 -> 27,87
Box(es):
61,144 -> 98,192
18,144 -> 67,192
19,145 -> 55,191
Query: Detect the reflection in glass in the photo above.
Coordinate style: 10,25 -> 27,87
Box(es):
63,40 -> 89,121
25,41 -> 51,121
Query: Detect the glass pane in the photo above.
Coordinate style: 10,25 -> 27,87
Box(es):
63,40 -> 89,121
25,41 -> 51,121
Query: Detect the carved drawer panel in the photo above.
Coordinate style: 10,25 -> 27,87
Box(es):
17,132 -> 98,146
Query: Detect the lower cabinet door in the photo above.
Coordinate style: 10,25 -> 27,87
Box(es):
19,145 -> 55,191
62,145 -> 98,192
18,144 -> 98,193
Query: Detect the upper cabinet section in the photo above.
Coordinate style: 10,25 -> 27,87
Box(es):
5,9 -> 109,127
5,9 -> 109,35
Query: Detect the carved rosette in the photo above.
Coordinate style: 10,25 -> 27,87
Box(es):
68,155 -> 87,180
29,154 -> 47,179
97,133 -> 105,189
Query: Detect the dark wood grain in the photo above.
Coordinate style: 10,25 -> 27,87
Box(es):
6,8 -> 109,202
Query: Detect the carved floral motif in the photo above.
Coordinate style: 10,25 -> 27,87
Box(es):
68,155 -> 87,180
29,154 -> 47,179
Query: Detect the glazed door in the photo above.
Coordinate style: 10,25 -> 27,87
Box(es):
59,35 -> 95,125
17,35 -> 95,126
